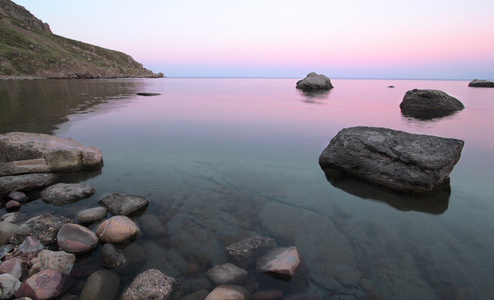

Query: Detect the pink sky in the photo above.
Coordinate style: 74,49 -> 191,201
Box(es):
14,0 -> 494,79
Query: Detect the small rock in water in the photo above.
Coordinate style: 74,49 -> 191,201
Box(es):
137,92 -> 161,96
96,215 -> 140,244
400,89 -> 464,111
8,191 -> 29,203
57,223 -> 99,254
183,289 -> 210,300
5,200 -> 21,211
252,289 -> 283,300
296,72 -> 333,90
205,285 -> 250,300
0,273 -> 21,299
468,79 -> 494,87
25,214 -> 72,246
79,269 -> 120,300
14,269 -> 75,300
76,207 -> 108,224
16,236 -> 44,255
120,268 -> 184,300
100,242 -> 146,275
138,214 -> 167,237
225,236 -> 276,268
30,250 -> 76,276
206,263 -> 248,286
0,258 -> 23,279
99,192 -> 150,216
256,247 -> 301,279
41,183 -> 95,206
1,212 -> 18,223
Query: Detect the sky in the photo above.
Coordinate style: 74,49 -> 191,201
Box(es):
13,0 -> 494,79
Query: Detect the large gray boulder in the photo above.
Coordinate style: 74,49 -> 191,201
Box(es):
400,89 -> 464,111
468,79 -> 494,87
0,132 -> 103,173
296,72 -> 333,90
319,127 -> 464,193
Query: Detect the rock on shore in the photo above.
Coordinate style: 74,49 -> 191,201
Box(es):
0,132 -> 104,197
319,126 -> 464,192
0,132 -> 103,173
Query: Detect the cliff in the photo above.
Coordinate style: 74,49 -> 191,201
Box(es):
0,0 -> 163,79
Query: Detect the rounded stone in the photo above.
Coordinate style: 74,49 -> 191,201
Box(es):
96,216 -> 140,244
0,273 -> 21,299
57,224 -> 99,254
79,269 -> 120,300
76,207 -> 108,224
30,250 -> 76,275
41,183 -> 95,206
5,200 -> 21,211
205,285 -> 250,300
100,243 -> 146,275
138,214 -> 167,237
206,263 -> 248,286
14,269 -> 75,300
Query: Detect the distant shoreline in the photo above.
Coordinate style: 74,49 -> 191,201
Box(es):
0,75 -> 45,80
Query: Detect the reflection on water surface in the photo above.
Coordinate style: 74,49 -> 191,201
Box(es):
1,78 -> 494,299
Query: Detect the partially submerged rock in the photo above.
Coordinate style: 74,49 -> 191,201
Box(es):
137,92 -> 161,96
319,126 -> 464,193
57,223 -> 99,254
99,192 -> 150,216
400,89 -> 464,111
96,215 -> 140,244
468,79 -> 494,87
224,236 -> 276,268
30,250 -> 76,276
296,72 -> 333,90
41,183 -> 95,206
100,243 -> 146,275
206,263 -> 248,286
76,207 -> 108,224
256,247 -> 301,279
79,270 -> 120,300
205,285 -> 250,300
0,173 -> 58,197
24,214 -> 72,246
0,132 -> 103,173
14,269 -> 75,300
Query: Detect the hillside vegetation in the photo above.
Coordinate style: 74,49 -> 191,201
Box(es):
0,0 -> 162,78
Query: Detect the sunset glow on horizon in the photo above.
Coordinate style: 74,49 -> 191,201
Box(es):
14,0 -> 494,79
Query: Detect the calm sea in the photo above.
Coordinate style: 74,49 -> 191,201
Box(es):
1,78 -> 493,299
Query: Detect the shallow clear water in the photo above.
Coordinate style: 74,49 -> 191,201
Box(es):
1,78 -> 493,299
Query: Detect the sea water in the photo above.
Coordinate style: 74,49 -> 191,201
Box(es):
1,78 -> 493,299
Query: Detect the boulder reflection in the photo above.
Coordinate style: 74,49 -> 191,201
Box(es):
297,89 -> 331,103
321,167 -> 450,214
400,109 -> 460,121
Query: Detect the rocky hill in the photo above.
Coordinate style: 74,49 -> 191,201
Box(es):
0,0 -> 163,79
